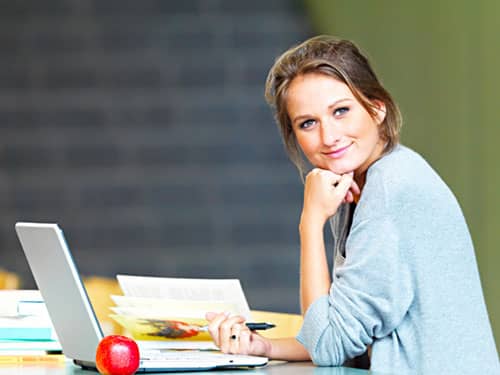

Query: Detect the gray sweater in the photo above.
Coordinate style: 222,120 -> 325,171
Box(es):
296,145 -> 499,374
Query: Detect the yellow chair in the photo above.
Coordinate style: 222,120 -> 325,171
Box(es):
0,269 -> 20,289
250,310 -> 303,338
83,276 -> 124,336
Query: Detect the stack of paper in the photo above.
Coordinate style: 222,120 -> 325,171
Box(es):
0,290 -> 61,355
110,275 -> 252,349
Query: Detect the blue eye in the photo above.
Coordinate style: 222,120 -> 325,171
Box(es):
299,119 -> 315,129
334,107 -> 349,116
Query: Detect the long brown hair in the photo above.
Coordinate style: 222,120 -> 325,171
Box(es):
265,35 -> 402,173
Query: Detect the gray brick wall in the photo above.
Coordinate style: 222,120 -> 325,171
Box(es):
0,0 -> 316,313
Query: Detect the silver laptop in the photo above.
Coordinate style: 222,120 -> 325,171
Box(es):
15,222 -> 268,372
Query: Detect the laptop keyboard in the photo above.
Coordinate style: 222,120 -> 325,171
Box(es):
138,349 -> 267,370
141,349 -> 232,362
139,349 -> 267,368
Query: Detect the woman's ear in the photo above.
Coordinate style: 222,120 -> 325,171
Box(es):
372,100 -> 387,124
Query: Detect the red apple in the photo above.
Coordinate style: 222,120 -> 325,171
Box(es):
95,335 -> 140,375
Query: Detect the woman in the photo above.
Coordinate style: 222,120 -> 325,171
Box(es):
206,36 -> 499,374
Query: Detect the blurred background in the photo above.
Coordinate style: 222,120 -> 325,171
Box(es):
0,0 -> 498,348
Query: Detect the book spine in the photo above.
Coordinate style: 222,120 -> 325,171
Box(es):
0,327 -> 54,341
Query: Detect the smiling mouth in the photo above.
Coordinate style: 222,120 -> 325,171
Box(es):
323,143 -> 352,159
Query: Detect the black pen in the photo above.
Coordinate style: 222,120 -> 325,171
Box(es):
245,322 -> 276,331
199,322 -> 276,332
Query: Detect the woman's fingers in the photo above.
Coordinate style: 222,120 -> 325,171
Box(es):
303,168 -> 359,221
205,311 -> 229,347
205,311 -> 217,321
238,329 -> 252,355
228,323 -> 243,354
332,172 -> 353,199
218,315 -> 246,353
206,312 -> 270,356
328,170 -> 359,203
344,189 -> 354,203
350,179 -> 361,196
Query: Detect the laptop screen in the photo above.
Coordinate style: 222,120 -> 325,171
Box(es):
16,222 -> 103,364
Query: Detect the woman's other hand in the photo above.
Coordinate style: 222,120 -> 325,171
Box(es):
301,169 -> 356,225
205,312 -> 271,357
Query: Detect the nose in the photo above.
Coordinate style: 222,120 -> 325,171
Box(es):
320,119 -> 340,146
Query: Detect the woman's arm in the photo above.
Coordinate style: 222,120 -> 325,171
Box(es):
268,337 -> 311,361
297,216 -> 413,366
299,169 -> 354,313
299,214 -> 330,314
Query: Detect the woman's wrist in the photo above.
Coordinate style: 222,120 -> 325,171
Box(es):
299,210 -> 326,234
266,338 -> 311,361
263,336 -> 274,358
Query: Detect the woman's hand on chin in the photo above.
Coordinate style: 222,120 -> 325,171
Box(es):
301,169 -> 356,225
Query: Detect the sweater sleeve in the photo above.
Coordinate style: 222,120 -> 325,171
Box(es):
296,215 -> 414,366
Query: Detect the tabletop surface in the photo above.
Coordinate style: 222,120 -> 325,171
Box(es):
0,358 -> 373,375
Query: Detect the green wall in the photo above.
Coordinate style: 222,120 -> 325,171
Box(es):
304,0 -> 499,347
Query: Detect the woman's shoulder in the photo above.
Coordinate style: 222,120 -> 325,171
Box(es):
358,144 -> 455,216
367,144 -> 441,188
372,144 -> 429,172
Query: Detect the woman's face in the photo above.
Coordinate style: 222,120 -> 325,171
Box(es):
286,73 -> 386,176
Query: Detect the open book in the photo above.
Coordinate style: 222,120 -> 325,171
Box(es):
110,275 -> 251,349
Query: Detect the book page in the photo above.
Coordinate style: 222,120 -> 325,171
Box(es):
116,275 -> 251,319
109,297 -> 238,318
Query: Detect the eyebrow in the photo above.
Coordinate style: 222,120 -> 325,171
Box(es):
291,98 -> 353,125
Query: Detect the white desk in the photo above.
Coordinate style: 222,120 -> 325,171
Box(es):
0,358 -> 375,374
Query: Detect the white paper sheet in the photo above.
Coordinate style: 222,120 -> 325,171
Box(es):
116,274 -> 251,319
